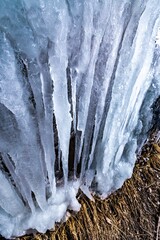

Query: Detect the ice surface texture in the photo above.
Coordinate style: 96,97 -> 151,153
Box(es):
0,0 -> 160,238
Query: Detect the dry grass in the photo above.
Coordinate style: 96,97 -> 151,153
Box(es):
2,142 -> 160,240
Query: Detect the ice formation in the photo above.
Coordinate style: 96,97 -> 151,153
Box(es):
0,0 -> 160,238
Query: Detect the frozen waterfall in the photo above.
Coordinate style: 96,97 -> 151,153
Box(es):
0,0 -> 160,238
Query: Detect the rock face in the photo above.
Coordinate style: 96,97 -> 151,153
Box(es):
0,0 -> 159,238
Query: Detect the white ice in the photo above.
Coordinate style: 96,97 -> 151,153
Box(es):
0,0 -> 159,238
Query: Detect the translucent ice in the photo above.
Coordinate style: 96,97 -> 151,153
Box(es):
0,0 -> 159,238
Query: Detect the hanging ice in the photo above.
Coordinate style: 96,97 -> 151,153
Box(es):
0,0 -> 160,238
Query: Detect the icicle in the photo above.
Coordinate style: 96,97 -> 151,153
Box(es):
0,0 -> 159,238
